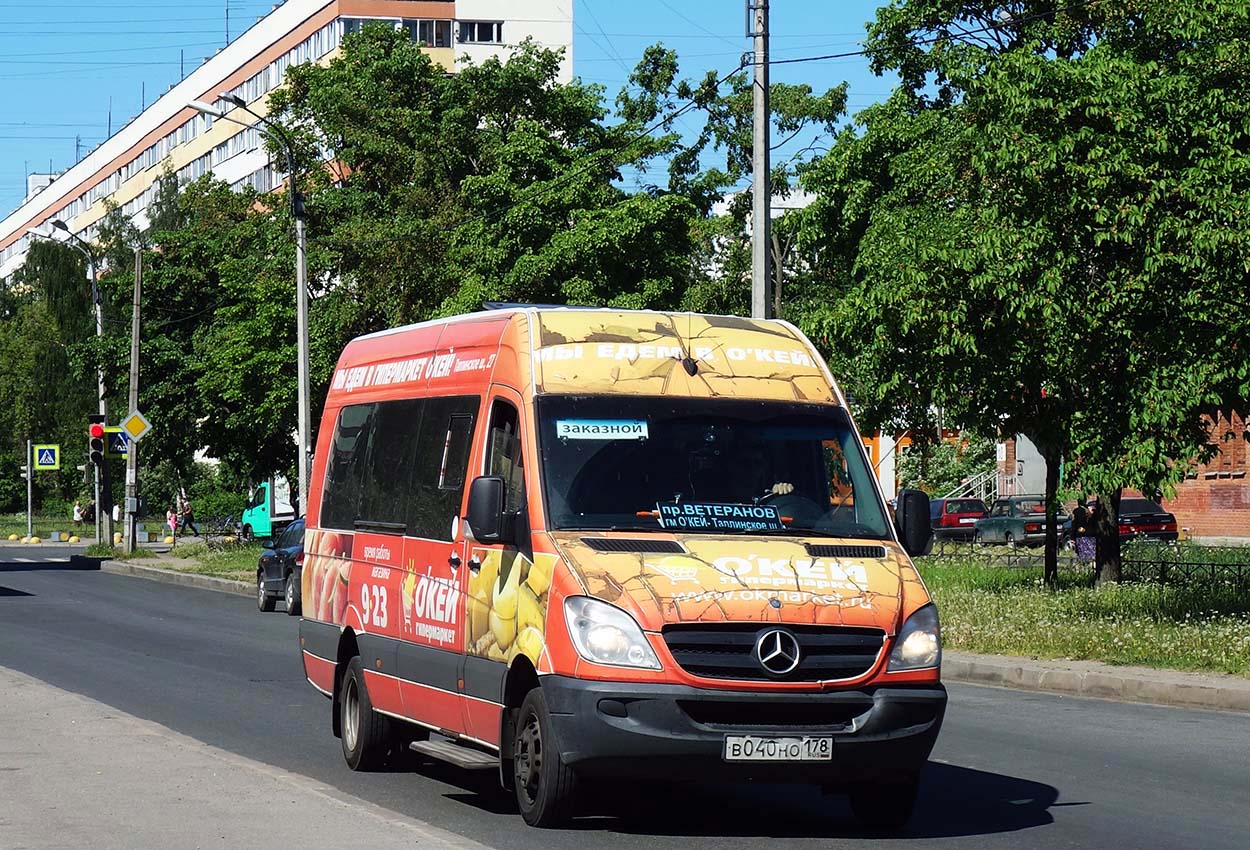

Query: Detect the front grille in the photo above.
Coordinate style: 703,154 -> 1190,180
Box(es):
804,544 -> 888,559
662,623 -> 885,682
580,537 -> 684,553
678,699 -> 871,729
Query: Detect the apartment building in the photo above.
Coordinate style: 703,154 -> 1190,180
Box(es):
0,0 -> 573,281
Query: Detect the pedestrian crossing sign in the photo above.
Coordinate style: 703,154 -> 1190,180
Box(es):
33,444 -> 60,471
104,427 -> 128,459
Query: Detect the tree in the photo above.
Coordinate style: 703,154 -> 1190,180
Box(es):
101,31 -> 778,488
3,241 -> 101,507
800,0 -> 1250,586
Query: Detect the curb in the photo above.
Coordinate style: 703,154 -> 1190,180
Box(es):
96,560 -> 1250,714
100,560 -> 253,598
943,650 -> 1250,713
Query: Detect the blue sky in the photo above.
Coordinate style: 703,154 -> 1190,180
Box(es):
0,0 -> 894,214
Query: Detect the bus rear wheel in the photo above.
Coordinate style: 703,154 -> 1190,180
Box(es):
340,656 -> 390,771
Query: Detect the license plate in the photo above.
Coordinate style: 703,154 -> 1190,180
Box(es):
959,517 -> 976,524
723,735 -> 832,762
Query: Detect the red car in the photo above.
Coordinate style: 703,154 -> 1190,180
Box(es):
929,497 -> 989,540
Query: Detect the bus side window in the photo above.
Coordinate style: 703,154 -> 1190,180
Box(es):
321,403 -> 375,530
407,397 -> 478,541
487,399 -> 526,516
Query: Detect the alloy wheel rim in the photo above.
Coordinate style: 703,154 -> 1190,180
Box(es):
514,713 -> 543,806
257,576 -> 265,604
285,579 -> 294,608
344,677 -> 360,752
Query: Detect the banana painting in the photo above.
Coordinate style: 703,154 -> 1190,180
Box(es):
466,549 -> 557,667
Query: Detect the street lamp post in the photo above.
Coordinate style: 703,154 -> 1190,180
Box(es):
47,219 -> 107,543
189,96 -> 310,516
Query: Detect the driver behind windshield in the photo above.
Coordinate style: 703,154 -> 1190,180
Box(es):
685,430 -> 794,505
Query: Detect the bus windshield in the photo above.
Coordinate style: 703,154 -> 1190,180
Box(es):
535,395 -> 891,539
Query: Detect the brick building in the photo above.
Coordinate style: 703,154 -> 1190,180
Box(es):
1001,411 -> 1250,542
1161,409 -> 1250,542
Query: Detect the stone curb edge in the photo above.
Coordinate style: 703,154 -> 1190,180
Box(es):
99,560 -> 1250,714
100,560 -> 253,598
943,651 -> 1250,714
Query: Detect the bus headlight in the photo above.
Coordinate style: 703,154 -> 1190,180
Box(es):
563,596 -> 661,670
888,604 -> 941,671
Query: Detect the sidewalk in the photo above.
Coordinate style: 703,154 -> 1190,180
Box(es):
97,557 -> 1250,715
0,666 -> 489,850
943,650 -> 1250,713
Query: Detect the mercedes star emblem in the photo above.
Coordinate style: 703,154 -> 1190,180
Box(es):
754,628 -> 801,676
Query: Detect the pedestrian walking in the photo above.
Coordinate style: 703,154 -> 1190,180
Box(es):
1073,503 -> 1097,564
166,505 -> 179,543
72,501 -> 83,529
178,499 -> 199,537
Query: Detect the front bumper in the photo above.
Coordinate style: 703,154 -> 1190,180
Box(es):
541,676 -> 946,788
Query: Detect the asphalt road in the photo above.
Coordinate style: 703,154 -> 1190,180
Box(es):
2,548 -> 1248,850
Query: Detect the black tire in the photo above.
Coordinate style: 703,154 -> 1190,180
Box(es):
284,572 -> 301,616
513,688 -> 578,827
849,775 -> 919,830
973,531 -> 984,545
340,656 -> 390,771
1004,531 -> 1016,549
257,571 -> 276,612
241,524 -> 253,541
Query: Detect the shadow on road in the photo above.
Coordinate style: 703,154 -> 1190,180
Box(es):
439,760 -> 1059,839
0,556 -> 102,572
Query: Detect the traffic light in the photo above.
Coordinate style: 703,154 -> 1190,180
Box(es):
88,414 -> 106,467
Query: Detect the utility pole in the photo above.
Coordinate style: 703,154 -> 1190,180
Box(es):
125,249 -> 142,553
26,440 -> 32,540
295,211 -> 310,517
749,0 -> 772,319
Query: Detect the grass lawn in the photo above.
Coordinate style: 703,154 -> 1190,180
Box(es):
161,542 -> 263,583
918,557 -> 1250,678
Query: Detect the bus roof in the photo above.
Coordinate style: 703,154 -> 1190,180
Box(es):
335,308 -> 841,404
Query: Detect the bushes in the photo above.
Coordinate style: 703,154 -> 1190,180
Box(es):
138,460 -> 247,521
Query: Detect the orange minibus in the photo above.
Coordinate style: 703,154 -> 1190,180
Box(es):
299,307 -> 944,828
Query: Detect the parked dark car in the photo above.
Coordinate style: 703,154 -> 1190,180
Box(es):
974,496 -> 1066,547
930,497 -> 990,540
257,517 -> 304,615
1061,498 -> 1179,544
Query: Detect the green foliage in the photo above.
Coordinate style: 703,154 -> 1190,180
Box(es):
0,29 -> 841,516
802,0 -> 1250,582
898,433 -> 996,496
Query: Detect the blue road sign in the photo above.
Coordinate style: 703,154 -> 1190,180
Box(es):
34,444 -> 60,471
105,427 -> 129,459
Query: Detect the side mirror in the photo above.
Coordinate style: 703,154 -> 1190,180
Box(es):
895,488 -> 933,556
465,476 -> 509,545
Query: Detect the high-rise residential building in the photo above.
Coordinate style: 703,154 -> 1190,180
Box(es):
0,0 -> 573,281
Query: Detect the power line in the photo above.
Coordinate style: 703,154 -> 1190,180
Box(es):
0,40 -> 219,59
